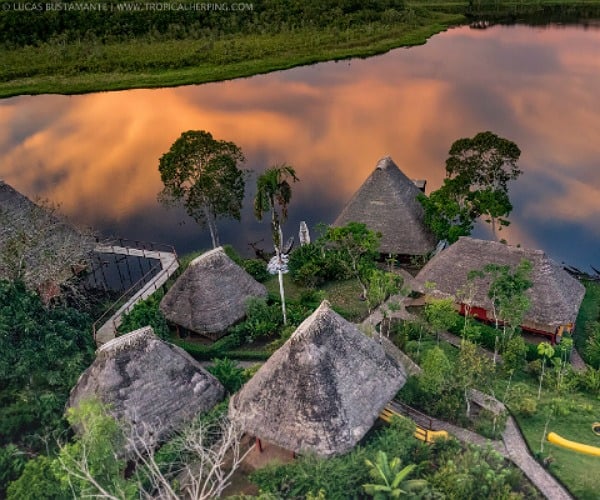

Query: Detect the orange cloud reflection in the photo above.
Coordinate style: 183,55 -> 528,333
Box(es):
0,24 -> 599,266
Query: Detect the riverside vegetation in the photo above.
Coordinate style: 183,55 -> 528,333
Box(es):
3,0 -> 600,97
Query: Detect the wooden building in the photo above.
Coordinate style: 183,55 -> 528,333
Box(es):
414,237 -> 586,344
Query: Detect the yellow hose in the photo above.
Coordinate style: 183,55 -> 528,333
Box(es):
547,432 -> 600,457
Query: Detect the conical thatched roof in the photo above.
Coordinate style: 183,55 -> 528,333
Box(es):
229,301 -> 407,457
333,156 -> 437,255
414,237 -> 585,328
160,247 -> 267,340
69,326 -> 224,447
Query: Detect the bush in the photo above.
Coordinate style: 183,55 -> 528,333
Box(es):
0,445 -> 26,496
513,397 -> 538,417
206,358 -> 247,393
242,259 -> 270,283
117,292 -> 169,339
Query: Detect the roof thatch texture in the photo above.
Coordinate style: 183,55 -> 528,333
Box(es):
333,156 -> 437,255
0,181 -> 95,290
414,237 -> 586,327
68,326 -> 224,447
159,247 -> 267,340
229,301 -> 407,457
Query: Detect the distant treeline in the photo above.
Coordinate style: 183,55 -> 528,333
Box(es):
0,0 -> 410,48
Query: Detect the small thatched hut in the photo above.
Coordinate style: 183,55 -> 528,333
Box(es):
69,326 -> 224,447
414,237 -> 586,343
333,156 -> 437,257
160,247 -> 267,340
229,301 -> 407,457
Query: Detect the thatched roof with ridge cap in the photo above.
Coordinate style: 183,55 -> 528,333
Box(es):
414,237 -> 585,328
68,326 -> 224,447
159,247 -> 267,340
333,156 -> 437,255
229,301 -> 407,457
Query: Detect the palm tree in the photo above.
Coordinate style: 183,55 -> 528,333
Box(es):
363,451 -> 428,499
254,164 -> 299,325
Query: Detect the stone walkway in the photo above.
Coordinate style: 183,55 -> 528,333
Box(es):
366,316 -> 573,499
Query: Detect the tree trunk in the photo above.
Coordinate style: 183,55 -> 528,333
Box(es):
464,387 -> 471,418
278,268 -> 287,325
538,360 -> 545,400
204,206 -> 219,249
491,215 -> 498,241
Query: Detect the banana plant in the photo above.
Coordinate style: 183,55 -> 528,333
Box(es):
363,451 -> 428,499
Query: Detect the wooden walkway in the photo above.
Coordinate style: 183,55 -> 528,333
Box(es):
93,245 -> 179,345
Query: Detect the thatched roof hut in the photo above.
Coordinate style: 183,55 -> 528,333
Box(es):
229,301 -> 407,457
68,326 -> 224,447
333,156 -> 437,256
160,247 -> 267,340
414,237 -> 586,341
0,180 -> 95,294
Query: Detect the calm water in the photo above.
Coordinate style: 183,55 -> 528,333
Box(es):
1,24 -> 599,269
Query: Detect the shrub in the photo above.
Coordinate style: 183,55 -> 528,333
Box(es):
0,445 -> 26,496
206,358 -> 247,394
117,292 -> 169,339
513,397 -> 538,417
242,259 -> 270,283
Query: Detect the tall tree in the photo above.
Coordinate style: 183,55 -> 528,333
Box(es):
158,130 -> 246,248
484,259 -> 532,364
419,131 -> 522,242
254,164 -> 299,325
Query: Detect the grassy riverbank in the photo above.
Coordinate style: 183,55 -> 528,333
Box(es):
0,13 -> 459,97
1,0 -> 600,97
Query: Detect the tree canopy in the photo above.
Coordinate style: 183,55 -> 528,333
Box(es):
0,279 -> 94,449
419,131 -> 522,242
158,130 -> 246,248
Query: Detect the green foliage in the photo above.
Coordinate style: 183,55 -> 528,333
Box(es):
0,279 -> 94,449
253,163 -> 298,248
9,399 -> 133,500
0,445 -> 27,495
117,291 -> 169,339
207,358 -> 248,394
363,451 -> 427,499
223,244 -> 270,282
6,454 -> 65,500
288,241 -> 349,287
242,259 -> 270,283
420,346 -> 453,394
234,297 -> 281,341
250,417 -> 418,499
58,399 -> 136,499
503,335 -> 528,373
430,445 -> 523,499
251,414 -> 531,499
424,297 -> 459,339
420,131 -> 522,242
158,130 -> 246,248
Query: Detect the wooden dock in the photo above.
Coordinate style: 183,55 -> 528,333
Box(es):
93,244 -> 179,345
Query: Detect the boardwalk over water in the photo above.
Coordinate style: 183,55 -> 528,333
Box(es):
93,244 -> 179,345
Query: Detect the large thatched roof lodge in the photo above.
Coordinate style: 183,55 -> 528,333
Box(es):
229,301 -> 407,457
333,156 -> 437,257
414,237 -> 586,344
68,326 -> 224,448
160,247 -> 267,340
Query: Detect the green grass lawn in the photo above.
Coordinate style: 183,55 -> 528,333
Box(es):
491,372 -> 600,499
264,274 -> 370,322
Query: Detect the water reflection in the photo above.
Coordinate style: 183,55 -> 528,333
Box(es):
0,25 -> 599,268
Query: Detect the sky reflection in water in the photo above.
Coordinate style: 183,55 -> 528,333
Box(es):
0,24 -> 599,268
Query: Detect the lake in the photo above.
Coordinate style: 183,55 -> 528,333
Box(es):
1,23 -> 599,269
